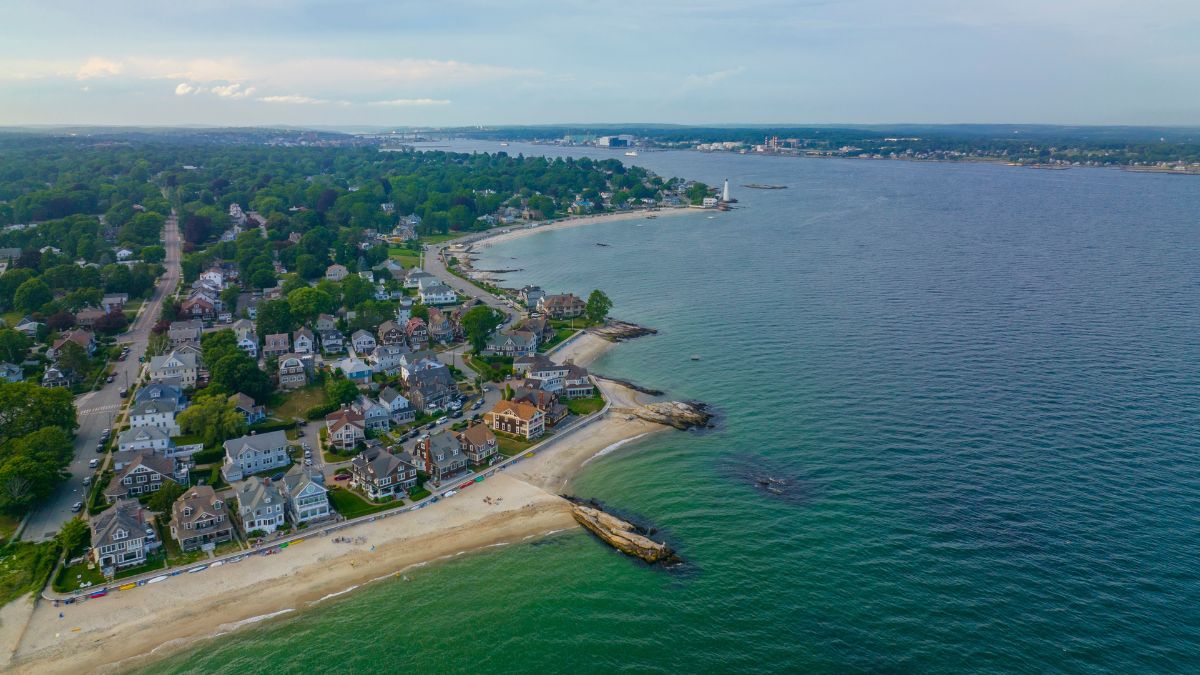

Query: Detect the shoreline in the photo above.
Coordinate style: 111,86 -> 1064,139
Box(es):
5,306 -> 669,675
467,206 -> 694,251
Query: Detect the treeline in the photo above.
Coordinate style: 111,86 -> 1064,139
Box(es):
0,382 -> 77,513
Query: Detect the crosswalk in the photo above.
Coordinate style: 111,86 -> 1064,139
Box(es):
78,403 -> 121,417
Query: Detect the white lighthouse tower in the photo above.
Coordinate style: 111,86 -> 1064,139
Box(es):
721,178 -> 731,203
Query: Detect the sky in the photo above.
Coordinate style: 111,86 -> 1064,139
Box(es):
0,0 -> 1197,127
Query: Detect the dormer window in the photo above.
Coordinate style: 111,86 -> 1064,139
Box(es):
114,528 -> 127,540
183,506 -> 193,516
214,500 -> 223,510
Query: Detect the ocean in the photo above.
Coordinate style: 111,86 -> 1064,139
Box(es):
147,144 -> 1200,672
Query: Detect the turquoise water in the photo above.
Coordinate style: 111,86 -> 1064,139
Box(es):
149,148 -> 1200,672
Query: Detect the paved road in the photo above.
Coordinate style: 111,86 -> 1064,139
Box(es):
21,212 -> 182,541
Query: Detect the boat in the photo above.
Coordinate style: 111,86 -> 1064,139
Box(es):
624,151 -> 638,157
209,560 -> 224,568
187,565 -> 207,573
146,575 -> 168,584
690,355 -> 702,361
499,142 -> 509,146
118,583 -> 137,591
743,183 -> 787,189
87,589 -> 108,599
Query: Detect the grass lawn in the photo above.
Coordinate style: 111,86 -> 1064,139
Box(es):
566,394 -> 605,415
419,233 -> 462,246
0,513 -> 19,545
388,247 -> 421,267
327,487 -> 403,519
407,486 -> 431,501
157,516 -> 206,567
270,384 -> 328,421
114,553 -> 168,580
538,328 -> 578,352
53,560 -> 106,593
497,433 -> 538,457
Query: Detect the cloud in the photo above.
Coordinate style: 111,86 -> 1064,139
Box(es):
174,82 -> 197,96
209,83 -> 256,98
367,98 -> 451,106
258,94 -> 332,105
76,57 -> 123,79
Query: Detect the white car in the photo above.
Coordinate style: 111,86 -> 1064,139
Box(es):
437,417 -> 449,426
88,458 -> 99,468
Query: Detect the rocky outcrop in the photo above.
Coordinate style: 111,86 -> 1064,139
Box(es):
571,503 -> 678,564
618,400 -> 713,430
594,376 -> 664,397
589,320 -> 658,343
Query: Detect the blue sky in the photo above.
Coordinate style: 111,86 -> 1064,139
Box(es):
0,0 -> 1197,127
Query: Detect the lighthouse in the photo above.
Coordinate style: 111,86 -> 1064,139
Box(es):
721,179 -> 731,202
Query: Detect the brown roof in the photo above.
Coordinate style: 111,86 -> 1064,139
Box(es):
458,421 -> 496,448
488,400 -> 542,422
171,485 -> 225,529
325,408 -> 365,432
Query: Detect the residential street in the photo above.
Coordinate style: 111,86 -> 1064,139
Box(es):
20,212 -> 182,541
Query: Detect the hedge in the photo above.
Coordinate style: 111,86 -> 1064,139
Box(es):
249,419 -> 298,434
191,447 -> 224,465
305,402 -> 340,420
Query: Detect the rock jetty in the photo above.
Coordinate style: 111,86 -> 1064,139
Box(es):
590,320 -> 658,343
570,503 -> 678,564
622,400 -> 713,430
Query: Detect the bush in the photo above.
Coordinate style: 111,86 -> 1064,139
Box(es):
249,419 -> 297,434
191,447 -> 224,464
305,402 -> 340,419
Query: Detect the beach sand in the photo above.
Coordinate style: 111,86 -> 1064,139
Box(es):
472,207 -> 691,250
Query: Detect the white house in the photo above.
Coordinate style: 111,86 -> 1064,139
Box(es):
282,465 -> 331,524
369,343 -> 408,375
353,395 -> 392,431
418,283 -> 457,305
293,328 -> 315,355
117,426 -> 172,454
222,430 -> 291,482
350,329 -> 377,353
379,386 -> 416,425
149,351 -> 200,387
325,264 -> 349,282
129,399 -> 181,436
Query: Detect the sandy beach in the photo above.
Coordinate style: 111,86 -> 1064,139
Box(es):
470,207 -> 692,250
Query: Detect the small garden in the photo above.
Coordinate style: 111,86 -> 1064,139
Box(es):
566,393 -> 605,415
468,355 -> 513,382
327,487 -> 405,519
496,432 -> 540,457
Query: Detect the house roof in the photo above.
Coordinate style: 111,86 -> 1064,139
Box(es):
53,330 -> 95,351
150,351 -> 199,371
325,408 -> 365,433
223,430 -> 289,459
294,327 -> 314,340
458,421 -> 495,448
336,357 -> 371,374
352,448 -> 410,481
106,451 -> 177,496
425,433 -> 467,468
117,426 -> 170,446
379,386 -> 409,406
130,398 -> 179,416
488,400 -> 543,422
264,333 -> 290,349
168,320 -> 203,337
91,499 -> 147,551
229,392 -> 261,413
235,476 -> 285,516
172,485 -> 224,529
282,464 -> 326,498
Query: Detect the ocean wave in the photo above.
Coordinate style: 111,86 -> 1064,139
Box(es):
582,433 -> 650,467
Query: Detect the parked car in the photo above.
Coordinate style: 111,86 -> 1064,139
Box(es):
88,458 -> 99,468
106,374 -> 115,383
437,417 -> 448,426
96,443 -> 104,453
119,387 -> 129,398
71,502 -> 83,513
304,458 -> 313,466
82,476 -> 92,487
450,410 -> 463,419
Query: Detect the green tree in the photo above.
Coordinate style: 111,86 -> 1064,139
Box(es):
55,340 -> 91,376
176,395 -> 247,447
461,305 -> 502,354
340,274 -> 373,308
287,287 -> 335,325
256,299 -> 294,337
325,376 -> 358,405
0,329 -> 30,362
56,517 -> 90,558
13,278 -> 51,313
147,480 -> 185,512
0,382 -> 77,440
585,289 -> 613,324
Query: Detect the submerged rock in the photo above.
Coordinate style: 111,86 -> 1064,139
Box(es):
570,503 -> 679,565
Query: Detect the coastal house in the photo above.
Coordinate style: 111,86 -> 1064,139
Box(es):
419,283 -> 457,305
129,398 -> 181,436
484,400 -> 546,440
230,393 -> 267,425
346,331 -> 373,356
334,356 -> 373,384
278,354 -> 309,389
180,295 -> 216,320
399,351 -> 442,382
41,366 -> 76,388
74,307 -> 106,330
512,387 -> 569,427
426,308 -> 454,343
405,317 -> 428,346
316,314 -> 337,332
325,264 -> 349,281
235,476 -> 286,534
116,426 -> 172,454
349,446 -> 417,500
0,362 -> 22,383
222,430 -> 291,482
377,320 -> 405,346
101,293 -> 128,314
563,363 -> 595,398
518,285 -> 545,309
395,297 -> 413,324
90,499 -> 158,571
418,433 -> 469,483
134,380 -> 187,407
484,330 -> 537,358
404,270 -> 435,289
353,395 -> 392,431
293,327 -> 315,354
262,333 -> 290,359
369,343 -> 408,376
520,315 -> 550,344
325,407 -> 366,450
49,330 -> 97,359
379,386 -> 416,425
14,317 -> 45,339
149,351 -> 200,387
318,328 -> 346,354
170,485 -> 233,552
104,451 -> 187,503
538,293 -> 586,319
168,320 -> 203,349
406,366 -> 456,413
457,422 -> 498,465
282,465 -> 331,524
